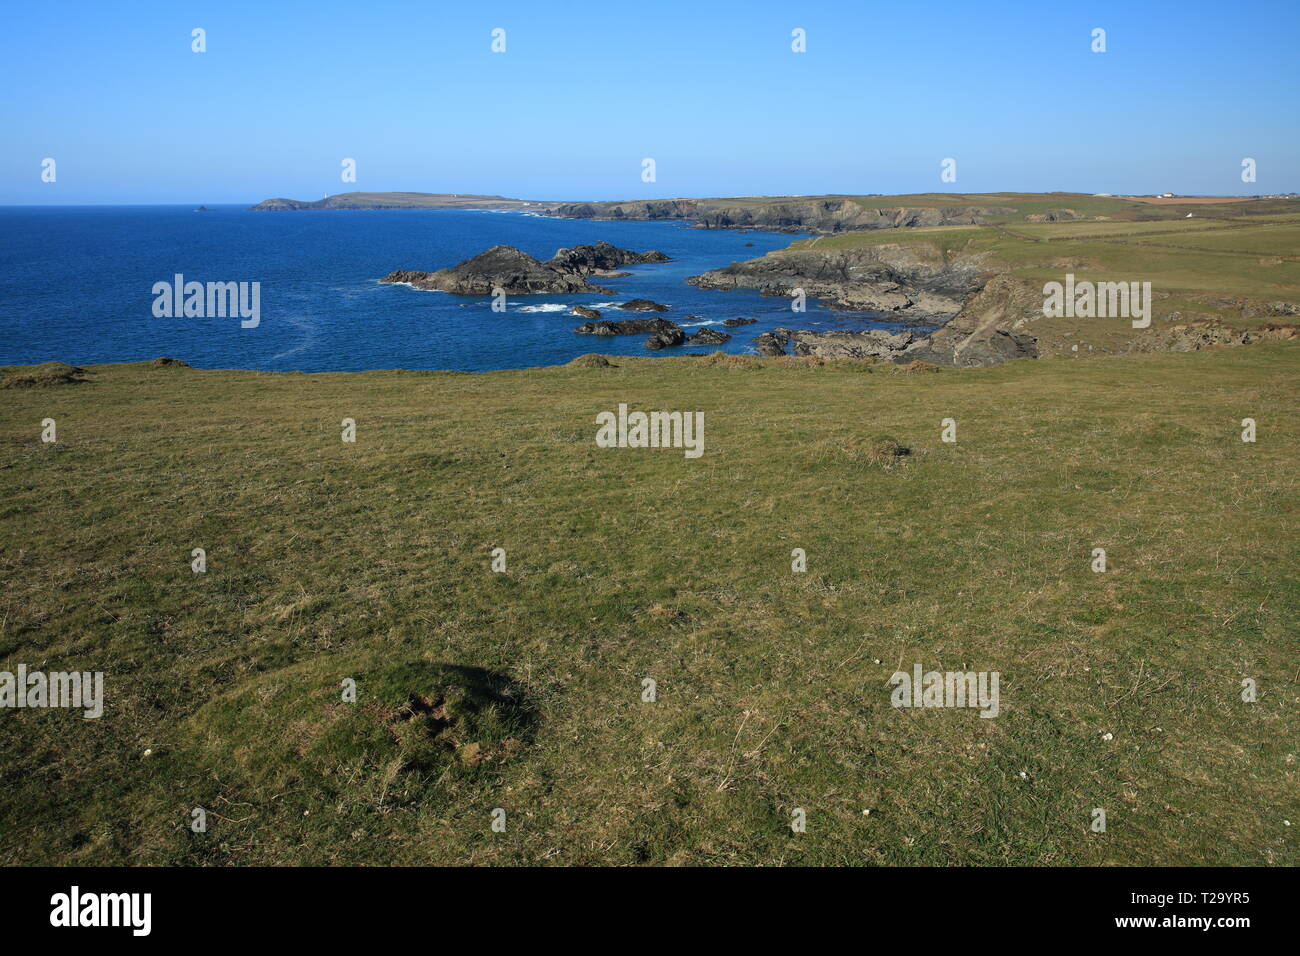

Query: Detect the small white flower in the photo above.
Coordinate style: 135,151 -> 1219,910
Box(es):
1285,820 -> 1292,827
1101,732 -> 1114,741
1017,770 -> 1028,780
143,749 -> 153,757
862,809 -> 872,816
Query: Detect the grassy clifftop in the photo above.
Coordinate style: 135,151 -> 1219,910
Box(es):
1,346 -> 1296,864
748,204 -> 1300,358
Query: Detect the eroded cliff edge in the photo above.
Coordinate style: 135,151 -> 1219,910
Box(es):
687,241 -> 1041,367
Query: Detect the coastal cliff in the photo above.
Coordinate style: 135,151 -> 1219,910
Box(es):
687,241 -> 1042,367
546,198 -> 1017,233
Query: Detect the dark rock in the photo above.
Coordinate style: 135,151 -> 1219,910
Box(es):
722,317 -> 758,327
686,328 -> 732,345
572,305 -> 602,319
753,331 -> 788,356
381,242 -> 668,296
618,298 -> 670,312
381,245 -> 604,295
545,241 -> 669,276
645,327 -> 686,350
575,317 -> 679,336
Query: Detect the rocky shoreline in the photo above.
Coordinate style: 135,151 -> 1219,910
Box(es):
376,232 -> 1296,370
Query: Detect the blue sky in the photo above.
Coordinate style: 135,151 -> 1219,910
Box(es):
2,0 -> 1296,203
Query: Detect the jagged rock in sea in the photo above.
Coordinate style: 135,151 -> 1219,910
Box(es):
722,317 -> 758,327
572,305 -> 602,319
753,331 -> 788,356
381,245 -> 608,294
686,328 -> 731,345
617,298 -> 670,312
645,327 -> 685,350
379,242 -> 669,296
545,241 -> 670,276
574,317 -> 679,336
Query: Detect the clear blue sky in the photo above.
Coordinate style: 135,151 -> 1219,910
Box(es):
3,0 -> 1296,203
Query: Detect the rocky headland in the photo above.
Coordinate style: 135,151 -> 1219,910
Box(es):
687,242 -> 1044,367
688,241 -> 987,323
253,192 -> 549,212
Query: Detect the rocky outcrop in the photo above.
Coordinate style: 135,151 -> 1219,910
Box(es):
617,298 -> 670,312
785,328 -> 916,360
547,198 -> 1017,234
572,305 -> 602,319
545,241 -> 669,276
722,317 -> 758,327
753,331 -> 789,356
680,239 -> 1039,366
1128,320 -> 1299,353
688,242 -> 987,322
575,317 -> 679,336
686,328 -> 731,345
1025,209 -> 1083,223
899,275 -> 1040,367
645,327 -> 686,350
381,242 -> 667,295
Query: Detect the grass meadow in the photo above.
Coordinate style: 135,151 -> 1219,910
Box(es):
1,344 -> 1295,865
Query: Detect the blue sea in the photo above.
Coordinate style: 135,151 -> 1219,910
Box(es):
0,205 -> 918,372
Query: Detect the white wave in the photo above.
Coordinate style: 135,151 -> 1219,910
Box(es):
380,280 -> 447,293
518,303 -> 569,313
679,319 -> 718,327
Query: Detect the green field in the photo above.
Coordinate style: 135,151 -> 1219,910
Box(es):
785,199 -> 1300,353
1,346 -> 1295,865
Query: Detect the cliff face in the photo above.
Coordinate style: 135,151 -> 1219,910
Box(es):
689,242 -> 1042,367
688,242 -> 989,322
547,198 -> 1017,234
900,275 -> 1041,366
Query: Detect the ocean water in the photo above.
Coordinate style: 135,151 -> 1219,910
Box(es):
0,205 -> 919,372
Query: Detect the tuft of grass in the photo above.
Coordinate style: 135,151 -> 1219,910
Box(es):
1,361 -> 87,388
566,353 -> 616,368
